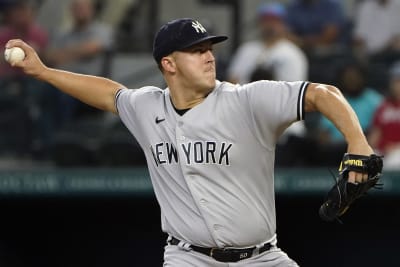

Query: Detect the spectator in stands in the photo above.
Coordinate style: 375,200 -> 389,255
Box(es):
45,0 -> 113,76
0,0 -> 48,78
368,62 -> 400,170
318,61 -> 383,164
228,2 -> 309,166
286,0 -> 346,52
98,0 -> 135,30
45,0 -> 114,123
228,2 -> 308,84
353,0 -> 400,57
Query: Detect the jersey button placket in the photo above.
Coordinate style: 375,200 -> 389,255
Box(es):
213,224 -> 222,231
199,199 -> 207,205
176,121 -> 186,142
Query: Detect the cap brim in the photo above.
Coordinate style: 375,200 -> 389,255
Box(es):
179,35 -> 228,50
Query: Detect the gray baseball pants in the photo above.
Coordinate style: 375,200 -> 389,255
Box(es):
163,244 -> 299,267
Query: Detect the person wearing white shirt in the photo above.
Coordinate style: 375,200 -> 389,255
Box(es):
228,2 -> 308,84
353,0 -> 400,55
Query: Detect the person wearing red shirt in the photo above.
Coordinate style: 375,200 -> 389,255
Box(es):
369,62 -> 400,169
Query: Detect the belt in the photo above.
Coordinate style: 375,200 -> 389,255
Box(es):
168,236 -> 273,263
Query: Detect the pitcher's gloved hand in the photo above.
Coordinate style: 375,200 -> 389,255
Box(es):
319,153 -> 383,222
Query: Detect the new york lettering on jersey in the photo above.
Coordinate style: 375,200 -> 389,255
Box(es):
150,141 -> 233,166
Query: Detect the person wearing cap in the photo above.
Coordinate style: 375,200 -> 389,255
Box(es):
227,2 -> 308,84
6,17 -> 375,266
368,62 -> 400,170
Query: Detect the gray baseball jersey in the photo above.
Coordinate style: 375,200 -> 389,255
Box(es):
116,80 -> 308,248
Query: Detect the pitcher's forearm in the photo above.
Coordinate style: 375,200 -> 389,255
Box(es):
317,86 -> 367,147
306,84 -> 370,150
39,67 -> 124,113
6,39 -> 125,113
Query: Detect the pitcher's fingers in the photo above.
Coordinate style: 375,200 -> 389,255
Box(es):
348,171 -> 356,184
5,39 -> 25,49
352,172 -> 367,183
6,39 -> 34,56
362,173 -> 368,182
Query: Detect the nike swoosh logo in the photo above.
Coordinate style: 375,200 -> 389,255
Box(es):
155,117 -> 165,124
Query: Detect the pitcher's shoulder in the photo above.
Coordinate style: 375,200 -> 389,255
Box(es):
119,86 -> 165,99
217,80 -> 277,94
217,81 -> 242,93
135,86 -> 164,96
116,86 -> 166,109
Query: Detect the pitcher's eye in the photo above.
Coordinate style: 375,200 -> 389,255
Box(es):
196,47 -> 212,54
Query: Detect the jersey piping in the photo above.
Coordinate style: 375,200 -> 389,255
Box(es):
297,81 -> 309,121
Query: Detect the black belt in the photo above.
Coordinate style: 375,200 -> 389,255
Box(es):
168,236 -> 273,263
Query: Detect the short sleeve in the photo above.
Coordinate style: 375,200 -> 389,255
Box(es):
241,80 -> 309,144
115,88 -> 140,132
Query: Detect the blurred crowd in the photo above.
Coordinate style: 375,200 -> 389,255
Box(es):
0,0 -> 399,169
0,0 -> 125,166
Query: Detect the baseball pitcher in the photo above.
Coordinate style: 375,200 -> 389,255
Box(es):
5,18 -> 382,266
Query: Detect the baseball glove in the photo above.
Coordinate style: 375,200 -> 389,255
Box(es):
319,153 -> 383,222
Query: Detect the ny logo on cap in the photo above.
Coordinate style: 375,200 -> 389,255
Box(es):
192,20 -> 206,33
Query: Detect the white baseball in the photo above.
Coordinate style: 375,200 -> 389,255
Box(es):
4,47 -> 26,64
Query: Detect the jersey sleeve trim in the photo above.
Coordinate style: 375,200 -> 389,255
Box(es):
115,88 -> 124,113
297,82 -> 309,121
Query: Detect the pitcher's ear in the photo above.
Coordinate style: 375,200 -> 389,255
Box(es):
161,56 -> 176,73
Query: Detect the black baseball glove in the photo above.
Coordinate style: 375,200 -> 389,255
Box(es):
319,153 -> 383,222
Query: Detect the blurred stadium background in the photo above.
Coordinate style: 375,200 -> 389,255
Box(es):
0,0 -> 399,266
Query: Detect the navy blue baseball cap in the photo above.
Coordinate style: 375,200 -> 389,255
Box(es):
152,18 -> 228,63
